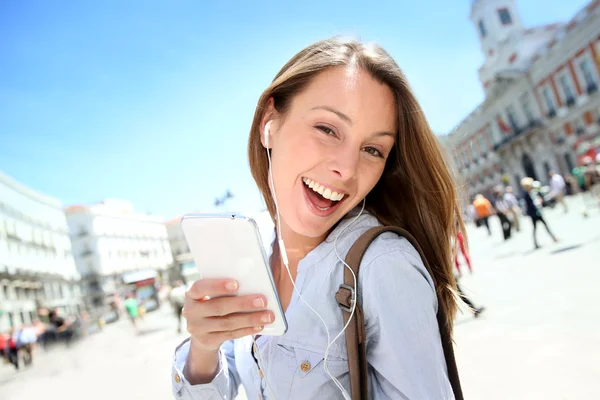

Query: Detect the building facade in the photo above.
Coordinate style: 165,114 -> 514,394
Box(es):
448,0 -> 600,200
65,199 -> 173,308
0,172 -> 83,331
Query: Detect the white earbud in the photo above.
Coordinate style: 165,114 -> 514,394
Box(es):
264,120 -> 272,148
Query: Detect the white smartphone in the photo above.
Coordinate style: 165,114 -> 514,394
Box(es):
180,213 -> 288,336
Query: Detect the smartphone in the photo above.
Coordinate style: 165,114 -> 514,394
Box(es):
180,213 -> 288,336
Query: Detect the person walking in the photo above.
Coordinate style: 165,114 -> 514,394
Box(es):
503,186 -> 521,232
473,194 -> 494,236
492,188 -> 512,240
454,229 -> 472,276
549,171 -> 568,213
521,177 -> 558,249
124,293 -> 140,333
456,279 -> 485,318
170,281 -> 187,334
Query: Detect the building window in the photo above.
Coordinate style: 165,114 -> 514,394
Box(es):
506,105 -> 519,131
498,8 -> 512,25
542,87 -> 556,112
559,75 -> 575,101
520,95 -> 535,123
478,135 -> 487,154
478,20 -> 487,37
579,59 -> 597,87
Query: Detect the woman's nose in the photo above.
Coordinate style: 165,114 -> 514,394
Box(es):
328,147 -> 360,180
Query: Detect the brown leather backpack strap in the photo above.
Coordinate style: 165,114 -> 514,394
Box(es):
336,226 -> 464,400
336,226 -> 389,400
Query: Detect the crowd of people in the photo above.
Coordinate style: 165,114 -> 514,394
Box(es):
0,309 -> 81,371
468,155 -> 600,249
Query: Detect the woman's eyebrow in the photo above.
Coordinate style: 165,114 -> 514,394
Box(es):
311,105 -> 353,125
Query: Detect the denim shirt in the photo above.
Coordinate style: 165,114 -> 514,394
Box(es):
171,211 -> 454,399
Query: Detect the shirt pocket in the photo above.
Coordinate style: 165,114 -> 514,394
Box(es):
276,342 -> 349,378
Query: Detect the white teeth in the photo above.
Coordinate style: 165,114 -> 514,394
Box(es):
302,178 -> 345,201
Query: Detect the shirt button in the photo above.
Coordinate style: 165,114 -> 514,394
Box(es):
300,361 -> 311,372
174,374 -> 181,383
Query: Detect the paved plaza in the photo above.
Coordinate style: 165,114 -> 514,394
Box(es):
2,195 -> 599,400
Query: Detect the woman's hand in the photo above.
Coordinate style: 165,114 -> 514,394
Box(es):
183,278 -> 274,352
182,278 -> 274,384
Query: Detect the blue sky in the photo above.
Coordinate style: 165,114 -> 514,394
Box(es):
0,0 -> 589,219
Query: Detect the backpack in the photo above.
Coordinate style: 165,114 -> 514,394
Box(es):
335,226 -> 464,400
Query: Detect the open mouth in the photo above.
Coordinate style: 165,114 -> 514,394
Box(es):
302,177 -> 347,214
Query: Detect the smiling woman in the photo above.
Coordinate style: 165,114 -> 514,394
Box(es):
172,37 -> 465,400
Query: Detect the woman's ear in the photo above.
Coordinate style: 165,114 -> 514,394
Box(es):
260,97 -> 278,149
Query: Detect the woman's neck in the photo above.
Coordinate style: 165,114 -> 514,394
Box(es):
277,219 -> 327,268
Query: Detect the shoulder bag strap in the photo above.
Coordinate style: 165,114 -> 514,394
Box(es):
335,226 -> 464,400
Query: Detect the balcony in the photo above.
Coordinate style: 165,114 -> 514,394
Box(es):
587,82 -> 598,95
492,120 -> 542,152
566,97 -> 576,107
6,233 -> 22,242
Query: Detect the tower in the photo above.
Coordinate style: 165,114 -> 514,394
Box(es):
470,0 -> 524,61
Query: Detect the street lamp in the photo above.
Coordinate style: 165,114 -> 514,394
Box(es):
214,190 -> 234,208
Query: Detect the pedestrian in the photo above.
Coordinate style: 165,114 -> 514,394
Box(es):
169,281 -> 187,334
503,186 -> 521,232
549,171 -> 568,213
583,155 -> 600,209
16,324 -> 37,366
473,194 -> 494,235
454,228 -> 472,276
48,309 -> 77,347
492,187 -> 512,240
171,37 -> 465,400
455,276 -> 485,318
124,293 -> 140,333
521,177 -> 558,249
7,327 -> 20,370
0,331 -> 8,363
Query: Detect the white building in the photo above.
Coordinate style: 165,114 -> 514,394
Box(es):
448,0 -> 600,200
165,215 -> 190,260
65,199 -> 173,306
0,172 -> 83,331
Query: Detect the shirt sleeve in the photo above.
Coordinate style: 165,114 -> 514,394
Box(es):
171,338 -> 241,399
359,238 -> 455,400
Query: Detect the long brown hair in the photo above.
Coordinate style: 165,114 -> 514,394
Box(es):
248,37 -> 464,334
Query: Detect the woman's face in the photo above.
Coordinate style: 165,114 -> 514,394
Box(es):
266,66 -> 397,238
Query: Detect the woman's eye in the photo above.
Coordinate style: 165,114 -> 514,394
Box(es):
316,125 -> 335,136
364,147 -> 384,158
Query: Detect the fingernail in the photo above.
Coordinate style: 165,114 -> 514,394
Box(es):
261,313 -> 273,323
254,326 -> 264,332
225,281 -> 238,292
253,298 -> 265,308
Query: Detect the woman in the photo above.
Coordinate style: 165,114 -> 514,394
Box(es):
172,37 -> 465,399
520,177 -> 557,249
